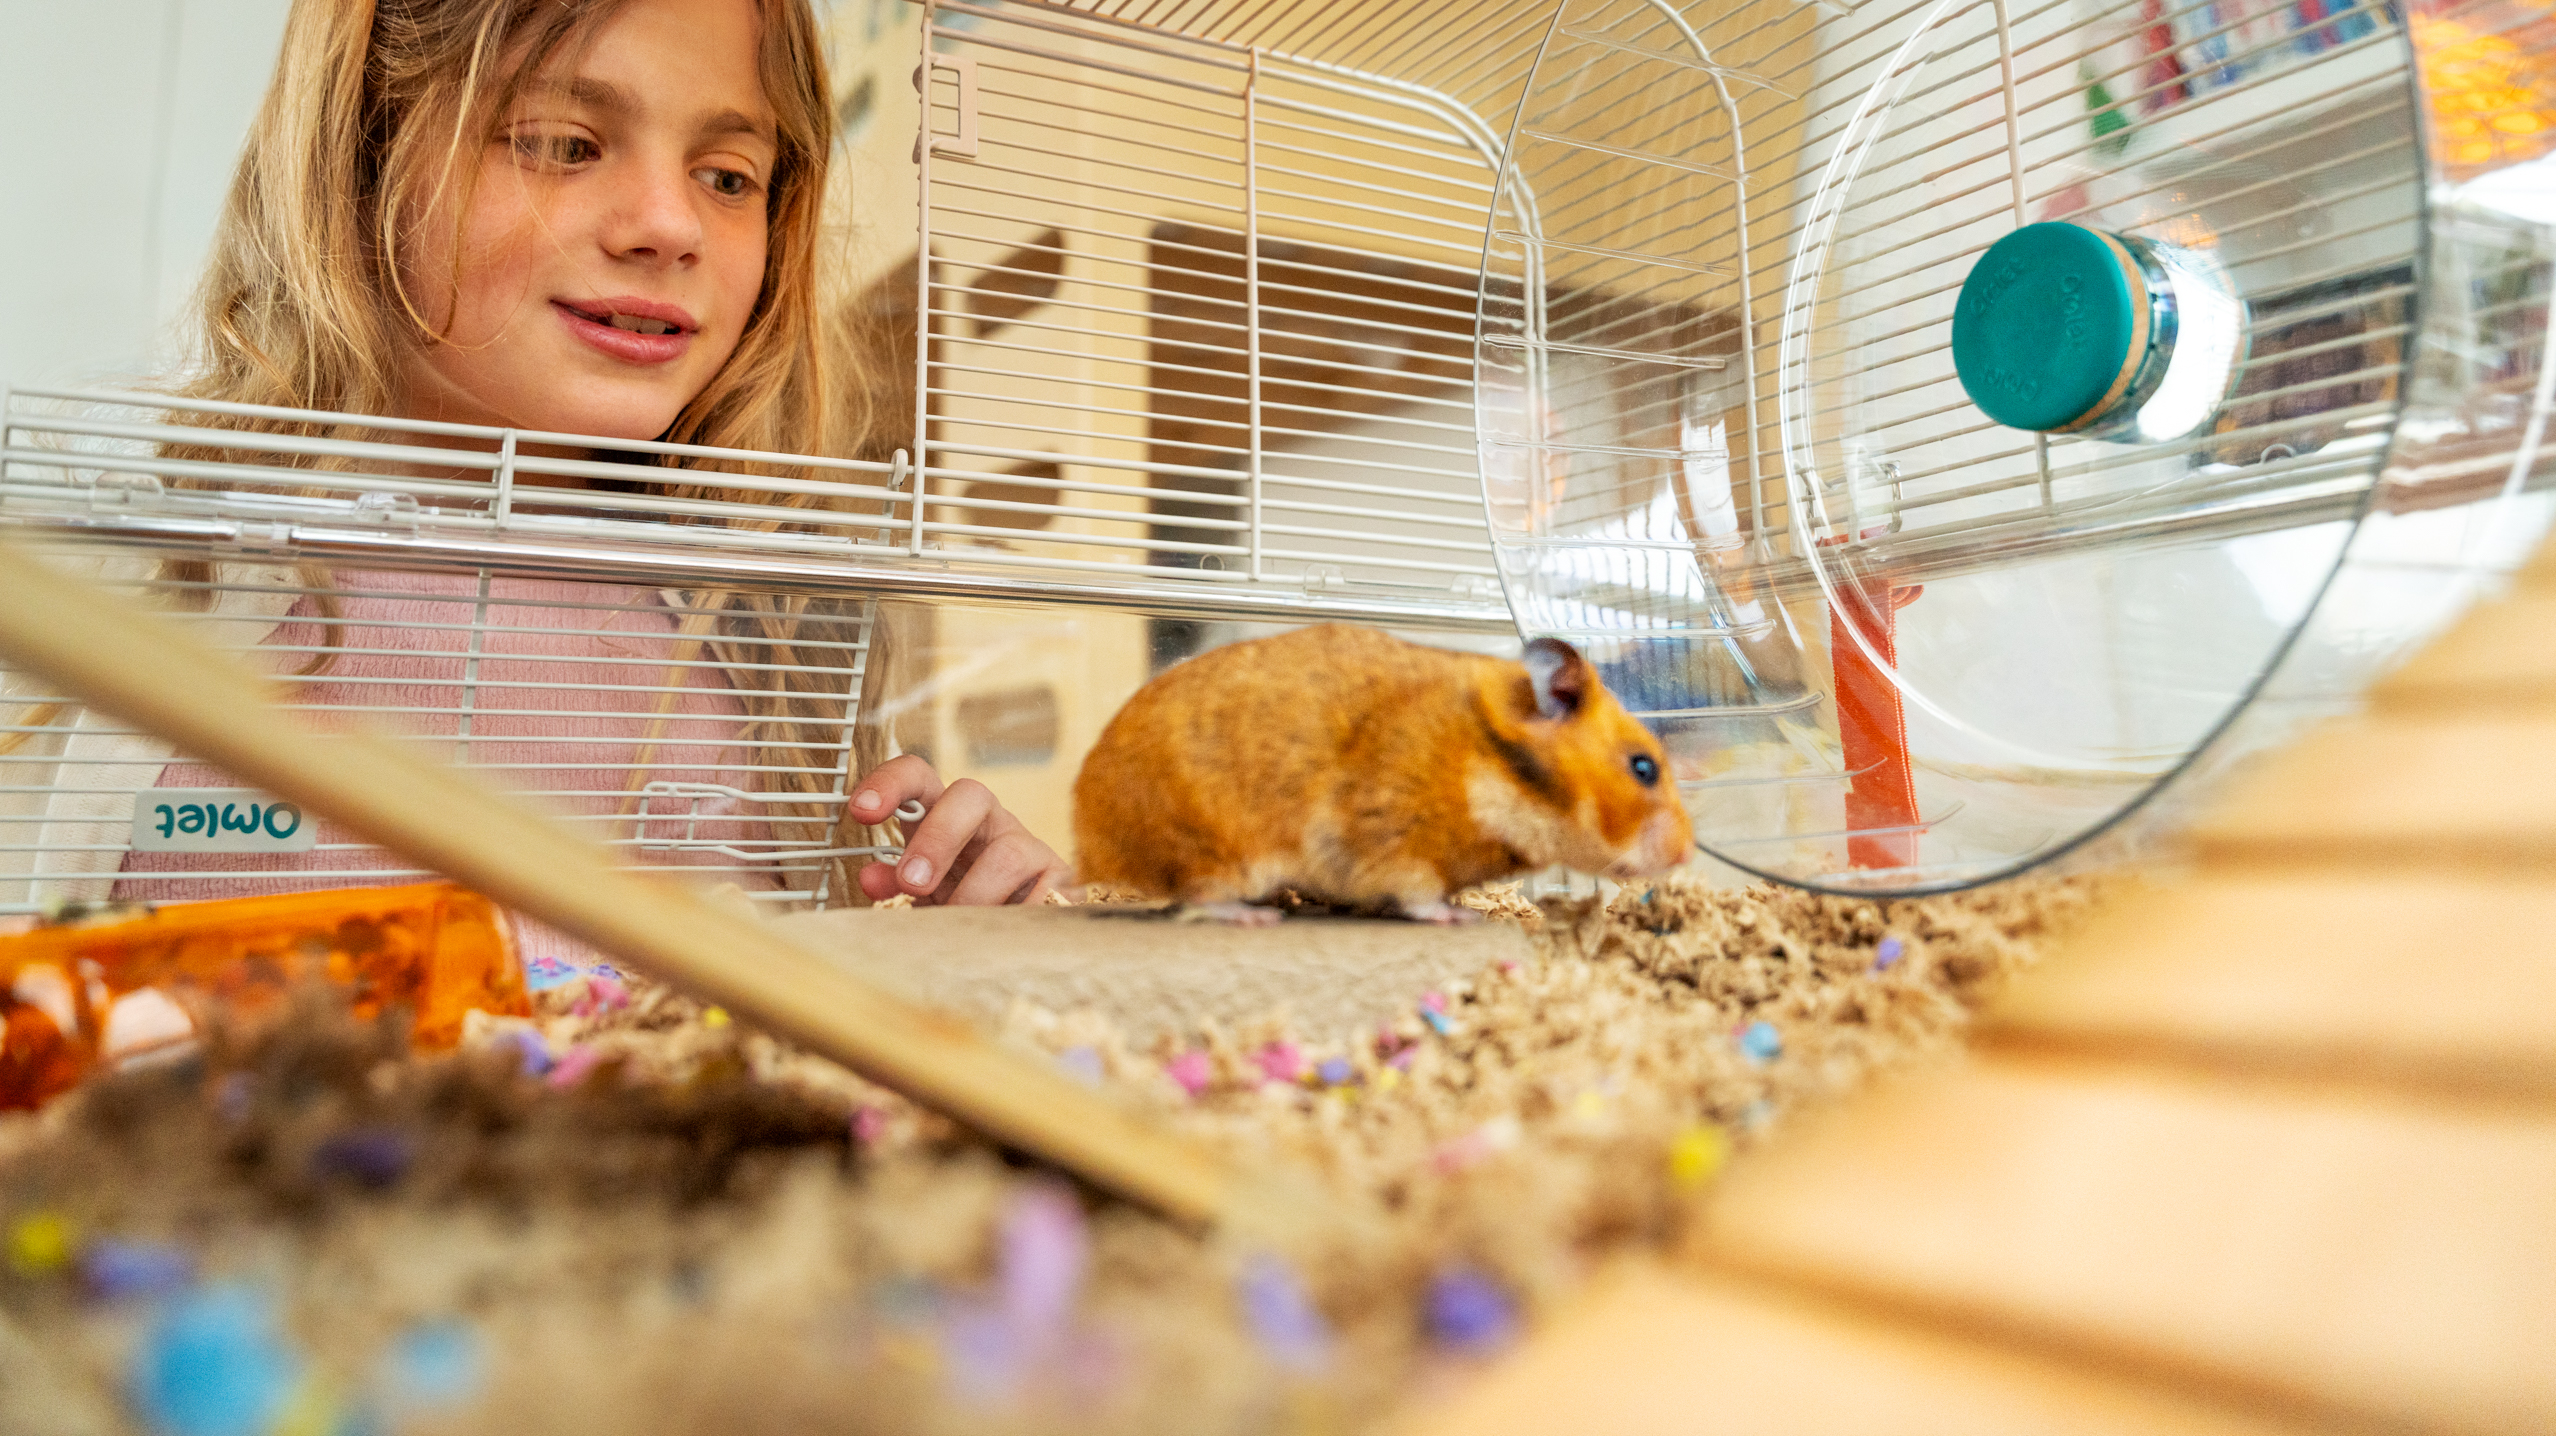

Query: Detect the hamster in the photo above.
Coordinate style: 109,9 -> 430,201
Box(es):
1071,625 -> 1693,922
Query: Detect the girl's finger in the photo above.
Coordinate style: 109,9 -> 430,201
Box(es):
947,831 -> 1052,907
850,754 -> 945,830
893,779 -> 998,896
1020,857 -> 1075,906
924,833 -> 984,906
857,859 -> 905,902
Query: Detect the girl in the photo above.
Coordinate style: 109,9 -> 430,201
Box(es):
8,0 -> 1066,926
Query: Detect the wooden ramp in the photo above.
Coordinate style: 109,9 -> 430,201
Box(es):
1396,548 -> 2556,1436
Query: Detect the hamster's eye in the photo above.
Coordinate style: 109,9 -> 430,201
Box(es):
1629,753 -> 1660,787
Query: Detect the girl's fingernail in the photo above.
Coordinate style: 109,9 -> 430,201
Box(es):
853,790 -> 882,812
901,858 -> 932,887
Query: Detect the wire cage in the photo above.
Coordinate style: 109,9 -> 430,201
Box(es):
3,0 -> 2552,911
1467,0 -> 2555,890
0,391 -> 912,915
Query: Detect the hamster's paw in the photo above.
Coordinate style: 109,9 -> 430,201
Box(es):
1176,901 -> 1285,927
1396,899 -> 1481,926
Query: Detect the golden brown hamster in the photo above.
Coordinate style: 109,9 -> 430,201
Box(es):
1072,625 -> 1693,923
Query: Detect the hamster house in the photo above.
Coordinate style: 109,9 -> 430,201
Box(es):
2,0 -> 2550,906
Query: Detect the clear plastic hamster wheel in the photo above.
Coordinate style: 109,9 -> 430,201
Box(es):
1478,0 -> 2556,892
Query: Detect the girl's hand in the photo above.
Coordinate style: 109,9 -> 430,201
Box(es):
850,755 -> 1072,906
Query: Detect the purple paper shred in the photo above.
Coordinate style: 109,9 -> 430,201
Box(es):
1426,1269 -> 1516,1353
1237,1254 -> 1332,1373
942,1301 -> 1029,1406
509,1029 -> 553,1078
82,1239 -> 195,1301
212,1073 -> 255,1124
311,1128 -> 414,1189
999,1185 -> 1088,1335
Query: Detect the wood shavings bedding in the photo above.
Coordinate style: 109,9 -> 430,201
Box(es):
0,875 -> 2111,1435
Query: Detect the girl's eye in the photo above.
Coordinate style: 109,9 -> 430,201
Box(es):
512,133 -> 600,168
696,166 -> 757,199
1629,753 -> 1660,787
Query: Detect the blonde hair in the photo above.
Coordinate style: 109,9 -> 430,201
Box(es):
86,0 -> 903,900
174,0 -> 853,450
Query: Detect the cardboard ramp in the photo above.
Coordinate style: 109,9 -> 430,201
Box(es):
1394,548 -> 2556,1436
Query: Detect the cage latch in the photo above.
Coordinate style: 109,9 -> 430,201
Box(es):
217,520 -> 296,559
79,472 -> 165,512
352,492 -> 423,529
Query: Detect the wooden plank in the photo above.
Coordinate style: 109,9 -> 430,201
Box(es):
1691,1058 -> 2556,1436
2190,714 -> 2556,868
1984,873 -> 2556,1097
1390,1264 -> 2323,1436
2372,594 -> 2556,712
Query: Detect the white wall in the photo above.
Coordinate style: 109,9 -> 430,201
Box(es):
0,0 -> 291,393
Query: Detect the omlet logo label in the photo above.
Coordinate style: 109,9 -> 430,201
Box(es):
129,789 -> 318,853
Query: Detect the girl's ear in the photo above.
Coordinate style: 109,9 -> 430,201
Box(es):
1523,637 -> 1589,720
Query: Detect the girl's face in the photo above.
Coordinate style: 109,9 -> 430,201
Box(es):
396,0 -> 777,442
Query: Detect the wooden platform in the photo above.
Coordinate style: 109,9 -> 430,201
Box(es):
1395,558 -> 2556,1436
773,904 -> 1526,1042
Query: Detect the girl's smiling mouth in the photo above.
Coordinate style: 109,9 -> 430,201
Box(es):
553,296 -> 698,364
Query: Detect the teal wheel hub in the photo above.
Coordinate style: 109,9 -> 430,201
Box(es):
1952,222 -> 2164,435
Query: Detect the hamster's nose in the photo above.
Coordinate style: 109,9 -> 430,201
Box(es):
1644,807 -> 1694,875
1610,809 -> 1695,878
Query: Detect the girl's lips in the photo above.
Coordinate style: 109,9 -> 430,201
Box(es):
552,301 -> 693,365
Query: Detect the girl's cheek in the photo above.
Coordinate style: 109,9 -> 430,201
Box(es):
711,202 -> 767,266
395,168 -> 535,339
712,219 -> 768,331
456,179 -> 546,273
448,189 -> 556,331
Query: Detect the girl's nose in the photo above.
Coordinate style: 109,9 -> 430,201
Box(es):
602,162 -> 703,268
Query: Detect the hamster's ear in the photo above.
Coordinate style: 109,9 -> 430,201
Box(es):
1523,637 -> 1589,720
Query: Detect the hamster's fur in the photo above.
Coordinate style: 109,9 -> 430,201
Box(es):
1071,625 -> 1692,917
